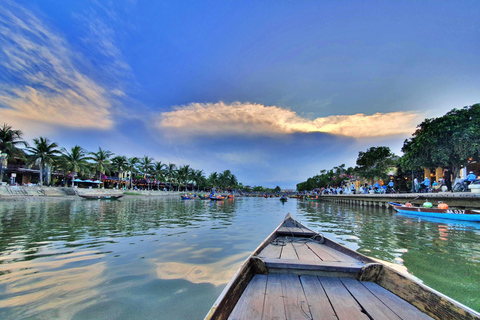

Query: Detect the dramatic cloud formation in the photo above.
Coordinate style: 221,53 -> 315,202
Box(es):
158,102 -> 421,138
0,1 -> 114,129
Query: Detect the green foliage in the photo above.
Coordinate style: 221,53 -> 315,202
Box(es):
252,186 -> 264,192
274,186 -> 281,193
296,164 -> 356,191
401,104 -> 480,177
26,137 -> 61,186
0,123 -> 27,161
355,146 -> 397,181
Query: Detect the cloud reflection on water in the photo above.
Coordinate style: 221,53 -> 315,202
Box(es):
154,251 -> 247,286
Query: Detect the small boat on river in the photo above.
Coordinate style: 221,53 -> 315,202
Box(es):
198,195 -> 210,200
180,195 -> 195,200
205,213 -> 480,320
79,194 -> 123,200
390,202 -> 480,222
210,196 -> 226,201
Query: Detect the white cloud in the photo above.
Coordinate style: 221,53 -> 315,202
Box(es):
158,101 -> 421,138
0,1 -> 115,129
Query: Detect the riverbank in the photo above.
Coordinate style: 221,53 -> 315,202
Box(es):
320,191 -> 480,209
0,185 -> 187,200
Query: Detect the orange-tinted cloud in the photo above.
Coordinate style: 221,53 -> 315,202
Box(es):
158,102 -> 420,138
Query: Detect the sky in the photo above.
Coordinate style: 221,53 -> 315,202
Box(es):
0,0 -> 479,188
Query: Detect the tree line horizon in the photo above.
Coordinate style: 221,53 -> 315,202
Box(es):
297,103 -> 480,192
0,127 -> 242,192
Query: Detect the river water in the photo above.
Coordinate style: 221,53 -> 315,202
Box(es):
0,196 -> 479,319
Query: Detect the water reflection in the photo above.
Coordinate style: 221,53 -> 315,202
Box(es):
0,197 -> 479,319
296,200 -> 480,311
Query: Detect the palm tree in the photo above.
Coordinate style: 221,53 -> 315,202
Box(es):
127,157 -> 139,189
177,165 -> 193,191
192,169 -> 206,191
166,163 -> 177,191
26,137 -> 60,186
139,155 -> 154,189
153,161 -> 167,190
59,145 -> 90,186
208,172 -> 218,190
230,173 -> 238,190
89,147 -> 114,184
111,155 -> 128,188
0,124 -> 28,181
219,170 -> 232,189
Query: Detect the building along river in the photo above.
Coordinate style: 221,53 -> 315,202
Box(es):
0,196 -> 479,319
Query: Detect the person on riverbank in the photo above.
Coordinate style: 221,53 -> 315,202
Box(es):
414,178 -> 419,192
443,168 -> 452,191
419,177 -> 430,192
466,171 -> 477,185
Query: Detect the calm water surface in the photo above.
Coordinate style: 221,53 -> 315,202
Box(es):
0,197 -> 479,319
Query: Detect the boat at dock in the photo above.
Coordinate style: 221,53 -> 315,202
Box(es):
205,213 -> 480,320
78,194 -> 123,200
390,202 -> 480,222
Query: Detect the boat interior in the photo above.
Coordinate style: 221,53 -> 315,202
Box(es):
208,214 -> 479,320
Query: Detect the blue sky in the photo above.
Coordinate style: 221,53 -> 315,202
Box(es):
1,0 -> 479,188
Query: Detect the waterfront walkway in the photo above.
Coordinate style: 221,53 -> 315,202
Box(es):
320,192 -> 480,209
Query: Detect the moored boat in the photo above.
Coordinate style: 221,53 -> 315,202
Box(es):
390,202 -> 480,222
79,194 -> 123,200
205,213 -> 480,320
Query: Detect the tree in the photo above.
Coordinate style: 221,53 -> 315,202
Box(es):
208,172 -> 219,189
139,155 -> 154,189
0,123 -> 27,163
219,170 -> 232,189
26,137 -> 60,186
274,186 -> 281,193
177,165 -> 193,191
166,163 -> 177,190
153,161 -> 167,190
59,145 -> 90,186
89,147 -> 114,183
401,104 -> 480,178
126,157 -> 139,189
192,169 -> 206,191
111,155 -> 128,188
355,146 -> 396,181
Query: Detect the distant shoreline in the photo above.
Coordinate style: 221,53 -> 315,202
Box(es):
0,185 -> 188,200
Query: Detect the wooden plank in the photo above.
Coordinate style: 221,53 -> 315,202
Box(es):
228,274 -> 267,320
319,276 -> 370,320
340,278 -> 401,320
206,262 -> 256,320
263,274 -> 286,320
376,267 -> 480,320
263,258 -> 364,274
306,242 -> 359,263
292,241 -> 322,261
305,242 -> 340,261
362,281 -> 434,320
300,275 -> 338,320
258,243 -> 282,259
281,242 -> 298,260
280,274 -> 312,319
277,227 -> 317,237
